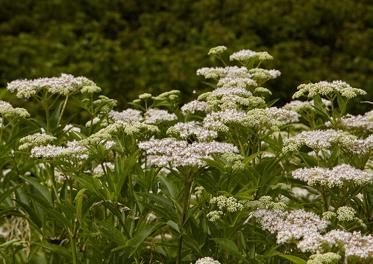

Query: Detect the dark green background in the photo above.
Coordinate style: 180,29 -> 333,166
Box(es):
1,0 -> 372,110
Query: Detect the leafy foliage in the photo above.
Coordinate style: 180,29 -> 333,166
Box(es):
0,47 -> 372,264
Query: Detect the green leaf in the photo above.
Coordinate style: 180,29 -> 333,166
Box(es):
34,241 -> 72,259
113,222 -> 164,256
0,185 -> 20,203
166,220 -> 180,233
74,188 -> 87,224
277,253 -> 306,264
22,177 -> 52,205
212,238 -> 241,258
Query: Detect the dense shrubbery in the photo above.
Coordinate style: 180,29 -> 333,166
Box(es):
0,0 -> 372,110
0,47 -> 372,263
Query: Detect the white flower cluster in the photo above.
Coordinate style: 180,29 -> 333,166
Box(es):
144,109 -> 177,124
266,107 -> 299,124
208,46 -> 227,56
203,109 -> 246,132
292,164 -> 373,187
323,230 -> 373,259
181,100 -> 208,115
109,109 -> 143,123
254,209 -> 373,258
293,80 -> 366,99
138,138 -> 238,168
252,209 -> 329,252
283,99 -> 331,113
229,49 -> 273,62
212,87 -> 252,97
195,257 -> 221,264
7,73 -> 99,98
282,129 -> 362,153
0,100 -> 30,118
167,121 -> 218,141
340,110 -> 373,131
30,141 -> 89,160
18,132 -> 57,150
307,252 -> 341,264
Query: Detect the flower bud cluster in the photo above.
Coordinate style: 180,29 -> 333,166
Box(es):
210,195 -> 244,213
196,66 -> 248,79
208,45 -> 227,56
245,196 -> 287,211
249,68 -> 281,83
19,132 -> 57,150
307,252 -> 341,264
229,49 -> 273,62
203,108 -> 297,133
336,206 -> 356,222
293,80 -> 366,99
81,121 -> 159,146
0,100 -> 30,118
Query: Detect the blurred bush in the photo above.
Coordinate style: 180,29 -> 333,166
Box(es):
0,0 -> 372,111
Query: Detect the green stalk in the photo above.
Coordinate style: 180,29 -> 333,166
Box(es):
57,96 -> 69,127
70,233 -> 78,264
176,172 -> 193,264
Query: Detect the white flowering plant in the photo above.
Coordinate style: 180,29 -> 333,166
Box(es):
0,46 -> 371,264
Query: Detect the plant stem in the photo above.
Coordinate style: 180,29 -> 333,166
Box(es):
57,96 -> 69,127
176,172 -> 193,264
70,233 -> 77,264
